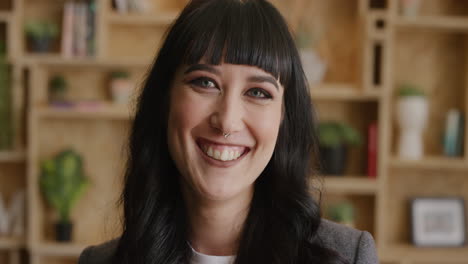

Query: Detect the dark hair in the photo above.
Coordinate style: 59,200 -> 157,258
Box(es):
114,0 -> 348,263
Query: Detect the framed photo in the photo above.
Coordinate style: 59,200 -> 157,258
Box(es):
411,197 -> 466,247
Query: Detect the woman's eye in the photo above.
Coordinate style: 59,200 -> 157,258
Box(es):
246,88 -> 272,99
190,77 -> 217,88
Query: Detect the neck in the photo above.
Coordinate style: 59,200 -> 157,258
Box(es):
183,188 -> 253,256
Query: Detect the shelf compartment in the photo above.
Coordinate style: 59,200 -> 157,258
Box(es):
395,16 -> 468,32
311,83 -> 381,101
381,244 -> 468,263
0,151 -> 25,162
389,156 -> 468,170
320,176 -> 378,195
107,12 -> 178,26
0,237 -> 24,250
36,103 -> 133,120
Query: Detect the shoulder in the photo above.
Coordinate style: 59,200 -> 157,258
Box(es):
316,219 -> 378,264
78,238 -> 119,264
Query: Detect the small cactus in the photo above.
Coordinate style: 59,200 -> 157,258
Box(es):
40,149 -> 89,223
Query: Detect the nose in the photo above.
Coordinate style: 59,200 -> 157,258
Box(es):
209,94 -> 244,136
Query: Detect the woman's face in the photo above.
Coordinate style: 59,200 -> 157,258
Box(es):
167,62 -> 284,202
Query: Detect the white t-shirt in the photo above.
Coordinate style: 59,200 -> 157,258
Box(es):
190,247 -> 236,264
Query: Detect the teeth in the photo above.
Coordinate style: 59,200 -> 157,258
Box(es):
202,144 -> 244,161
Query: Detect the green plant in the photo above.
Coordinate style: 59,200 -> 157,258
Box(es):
40,149 -> 89,223
49,75 -> 67,94
328,202 -> 355,224
110,71 -> 130,79
318,121 -> 363,148
25,20 -> 59,40
398,82 -> 425,97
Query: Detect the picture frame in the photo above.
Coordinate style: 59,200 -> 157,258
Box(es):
411,197 -> 466,247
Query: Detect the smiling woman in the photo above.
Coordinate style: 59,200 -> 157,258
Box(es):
78,0 -> 378,264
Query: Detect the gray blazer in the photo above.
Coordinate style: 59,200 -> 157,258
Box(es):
78,219 -> 378,264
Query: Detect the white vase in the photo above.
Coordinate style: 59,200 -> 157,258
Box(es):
110,79 -> 133,105
400,0 -> 422,17
396,96 -> 428,160
300,49 -> 327,85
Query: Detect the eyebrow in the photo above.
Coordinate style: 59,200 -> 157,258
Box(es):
184,64 -> 221,76
184,64 -> 279,91
248,75 -> 279,91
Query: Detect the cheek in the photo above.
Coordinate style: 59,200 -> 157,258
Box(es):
249,106 -> 283,147
168,91 -> 206,137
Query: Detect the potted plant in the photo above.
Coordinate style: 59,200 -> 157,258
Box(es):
25,20 -> 59,53
295,23 -> 327,84
328,202 -> 355,228
49,75 -> 68,103
396,83 -> 428,160
109,70 -> 133,105
318,121 -> 362,175
40,149 -> 89,242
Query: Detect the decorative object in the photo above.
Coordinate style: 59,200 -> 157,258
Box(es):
49,75 -> 68,103
443,109 -> 464,157
296,24 -> 327,84
25,20 -> 59,53
328,201 -> 355,228
396,83 -> 428,160
40,149 -> 89,242
0,190 -> 25,237
114,0 -> 152,14
318,121 -> 362,175
109,71 -> 133,105
411,197 -> 465,247
0,40 -> 12,150
400,0 -> 422,17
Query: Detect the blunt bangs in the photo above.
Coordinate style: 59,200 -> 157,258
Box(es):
175,0 -> 295,87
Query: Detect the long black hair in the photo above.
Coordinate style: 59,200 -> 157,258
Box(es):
114,0 -> 348,263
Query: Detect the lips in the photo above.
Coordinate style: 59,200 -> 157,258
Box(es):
196,138 -> 249,162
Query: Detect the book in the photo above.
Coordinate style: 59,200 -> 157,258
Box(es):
61,1 -> 75,58
443,109 -> 464,157
86,0 -> 96,56
367,122 -> 378,178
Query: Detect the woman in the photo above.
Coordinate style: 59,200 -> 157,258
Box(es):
79,0 -> 378,263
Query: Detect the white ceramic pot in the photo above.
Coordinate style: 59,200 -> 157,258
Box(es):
396,96 -> 428,160
300,49 -> 327,84
110,79 -> 133,105
400,0 -> 422,17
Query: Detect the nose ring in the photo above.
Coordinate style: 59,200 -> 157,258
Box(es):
223,132 -> 231,139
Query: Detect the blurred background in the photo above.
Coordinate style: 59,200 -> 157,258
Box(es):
0,0 -> 467,263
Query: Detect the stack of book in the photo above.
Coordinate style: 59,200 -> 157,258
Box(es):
443,109 -> 464,157
61,0 -> 96,58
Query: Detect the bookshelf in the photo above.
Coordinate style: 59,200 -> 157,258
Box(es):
0,0 -> 467,263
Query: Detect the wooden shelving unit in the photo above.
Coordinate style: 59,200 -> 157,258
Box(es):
0,0 -> 467,263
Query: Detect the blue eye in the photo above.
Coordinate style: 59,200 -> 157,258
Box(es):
247,88 -> 272,99
190,77 -> 217,88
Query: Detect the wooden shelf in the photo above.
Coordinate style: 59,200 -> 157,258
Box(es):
381,244 -> 468,263
310,84 -> 381,101
32,242 -> 86,257
395,16 -> 468,32
0,237 -> 24,250
389,156 -> 468,170
0,151 -> 26,162
321,176 -> 378,195
107,12 -> 178,26
36,103 -> 133,120
0,11 -> 12,23
21,55 -> 151,68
